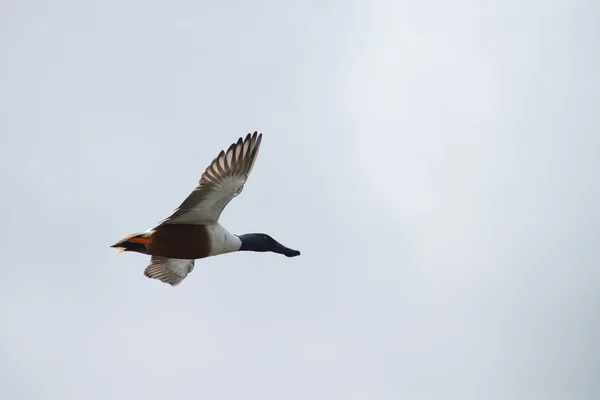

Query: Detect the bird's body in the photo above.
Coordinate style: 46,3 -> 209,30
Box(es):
112,132 -> 300,286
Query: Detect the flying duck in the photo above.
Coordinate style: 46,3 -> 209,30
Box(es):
111,132 -> 300,286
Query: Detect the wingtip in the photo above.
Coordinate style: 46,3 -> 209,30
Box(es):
248,131 -> 262,140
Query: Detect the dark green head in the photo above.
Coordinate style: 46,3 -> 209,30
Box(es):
237,233 -> 300,257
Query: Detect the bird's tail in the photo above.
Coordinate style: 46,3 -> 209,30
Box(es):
111,232 -> 152,254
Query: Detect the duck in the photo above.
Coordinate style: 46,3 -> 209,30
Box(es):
111,132 -> 300,286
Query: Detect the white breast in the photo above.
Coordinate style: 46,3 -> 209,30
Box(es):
206,223 -> 242,256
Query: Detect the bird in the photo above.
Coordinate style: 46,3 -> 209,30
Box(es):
111,132 -> 300,286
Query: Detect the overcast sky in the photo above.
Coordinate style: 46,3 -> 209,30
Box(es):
1,1 -> 599,399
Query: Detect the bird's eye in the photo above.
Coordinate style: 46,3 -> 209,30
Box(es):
264,235 -> 268,240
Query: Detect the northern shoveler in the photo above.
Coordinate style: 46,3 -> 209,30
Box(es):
111,132 -> 300,286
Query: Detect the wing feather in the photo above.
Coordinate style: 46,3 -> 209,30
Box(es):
157,132 -> 262,225
144,256 -> 195,286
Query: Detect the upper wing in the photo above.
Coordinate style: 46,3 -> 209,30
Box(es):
157,132 -> 262,226
144,256 -> 195,286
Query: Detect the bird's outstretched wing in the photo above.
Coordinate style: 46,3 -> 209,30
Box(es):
144,256 -> 195,286
157,132 -> 262,225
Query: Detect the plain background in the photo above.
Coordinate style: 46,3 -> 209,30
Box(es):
1,1 -> 599,399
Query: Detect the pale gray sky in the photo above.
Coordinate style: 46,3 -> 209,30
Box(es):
1,1 -> 599,399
